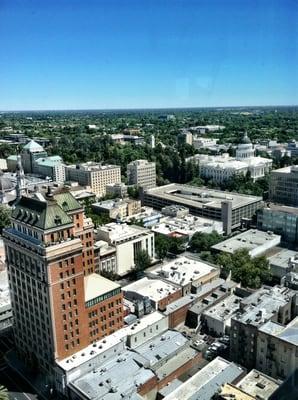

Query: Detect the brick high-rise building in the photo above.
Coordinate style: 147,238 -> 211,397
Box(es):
3,189 -> 123,381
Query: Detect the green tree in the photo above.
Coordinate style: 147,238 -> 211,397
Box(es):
217,248 -> 271,288
155,234 -> 170,260
0,206 -> 11,234
189,231 -> 223,253
135,249 -> 151,272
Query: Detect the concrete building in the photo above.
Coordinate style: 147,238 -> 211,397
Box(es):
192,136 -> 218,150
122,277 -> 182,311
2,190 -> 123,387
96,223 -> 155,276
177,130 -> 193,146
163,357 -> 245,400
257,204 -> 298,243
257,316 -> 298,381
268,249 -> 298,283
212,229 -> 281,257
93,240 -> 117,275
269,165 -> 298,207
91,198 -> 141,220
34,155 -> 66,183
143,183 -> 263,231
66,162 -> 121,197
161,205 -> 189,218
202,294 -> 242,336
230,286 -> 297,370
152,214 -> 223,239
106,182 -> 128,198
236,369 -> 281,399
147,255 -> 220,296
127,159 -> 156,189
0,269 -> 12,333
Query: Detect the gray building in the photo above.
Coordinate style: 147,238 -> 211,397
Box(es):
230,286 -> 297,371
269,165 -> 298,207
143,184 -> 263,231
257,204 -> 298,243
127,159 -> 156,189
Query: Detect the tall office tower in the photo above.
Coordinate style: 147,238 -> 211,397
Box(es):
3,189 -> 123,380
127,159 -> 156,189
269,165 -> 298,207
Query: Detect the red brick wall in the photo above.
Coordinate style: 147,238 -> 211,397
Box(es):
157,288 -> 182,311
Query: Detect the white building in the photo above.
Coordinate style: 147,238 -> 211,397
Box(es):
96,223 -> 155,276
192,136 -> 218,150
127,159 -> 156,189
212,229 -> 281,257
188,132 -> 272,183
34,156 -> 66,183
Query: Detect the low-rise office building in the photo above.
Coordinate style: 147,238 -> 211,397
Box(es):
93,240 -> 117,275
143,183 -> 263,233
163,357 -> 245,400
96,223 -> 155,276
92,198 -> 141,220
122,277 -> 182,311
106,182 -> 128,198
34,155 -> 66,183
212,229 -> 281,257
147,255 -> 220,296
268,248 -> 298,282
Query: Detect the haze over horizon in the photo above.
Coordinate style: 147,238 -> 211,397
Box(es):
0,0 -> 297,111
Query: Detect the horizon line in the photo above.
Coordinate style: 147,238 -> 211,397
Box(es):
1,104 -> 298,113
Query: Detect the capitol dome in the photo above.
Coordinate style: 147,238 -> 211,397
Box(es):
239,131 -> 251,145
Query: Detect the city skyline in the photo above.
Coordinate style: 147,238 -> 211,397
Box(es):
0,0 -> 297,110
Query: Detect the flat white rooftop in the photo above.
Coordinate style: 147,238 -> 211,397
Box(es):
57,311 -> 165,372
98,222 -> 151,243
152,215 -> 223,237
84,274 -> 120,302
212,229 -> 281,256
148,255 -> 218,287
237,369 -> 281,400
204,294 -> 241,321
123,277 -> 180,302
259,316 -> 298,346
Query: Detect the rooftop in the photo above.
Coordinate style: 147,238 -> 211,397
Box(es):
233,286 -> 294,328
147,255 -> 218,287
145,183 -> 262,210
152,215 -> 223,237
35,156 -> 63,167
98,222 -> 151,243
67,162 -> 120,172
123,277 -> 180,303
57,312 -> 165,372
22,139 -> 45,153
263,203 -> 298,216
218,384 -> 255,400
259,316 -> 298,346
268,248 -> 298,269
237,369 -> 281,399
212,229 -> 280,255
163,357 -> 245,400
203,294 -> 242,322
84,274 -> 120,303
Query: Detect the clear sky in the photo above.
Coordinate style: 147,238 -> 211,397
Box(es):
0,0 -> 297,110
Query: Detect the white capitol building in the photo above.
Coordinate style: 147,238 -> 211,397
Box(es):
188,132 -> 273,183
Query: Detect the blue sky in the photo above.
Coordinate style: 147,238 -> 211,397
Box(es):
0,0 -> 297,110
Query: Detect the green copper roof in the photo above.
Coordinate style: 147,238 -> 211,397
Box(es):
12,196 -> 72,230
23,140 -> 45,152
53,191 -> 82,213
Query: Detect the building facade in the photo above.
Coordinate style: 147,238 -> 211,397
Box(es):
66,162 -> 121,197
127,159 -> 156,189
2,190 -> 123,383
269,165 -> 298,207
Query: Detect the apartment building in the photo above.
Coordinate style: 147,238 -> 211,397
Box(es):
66,162 -> 121,197
269,165 -> 298,207
127,159 -> 156,189
230,286 -> 296,371
2,190 -> 123,384
96,222 -> 155,276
